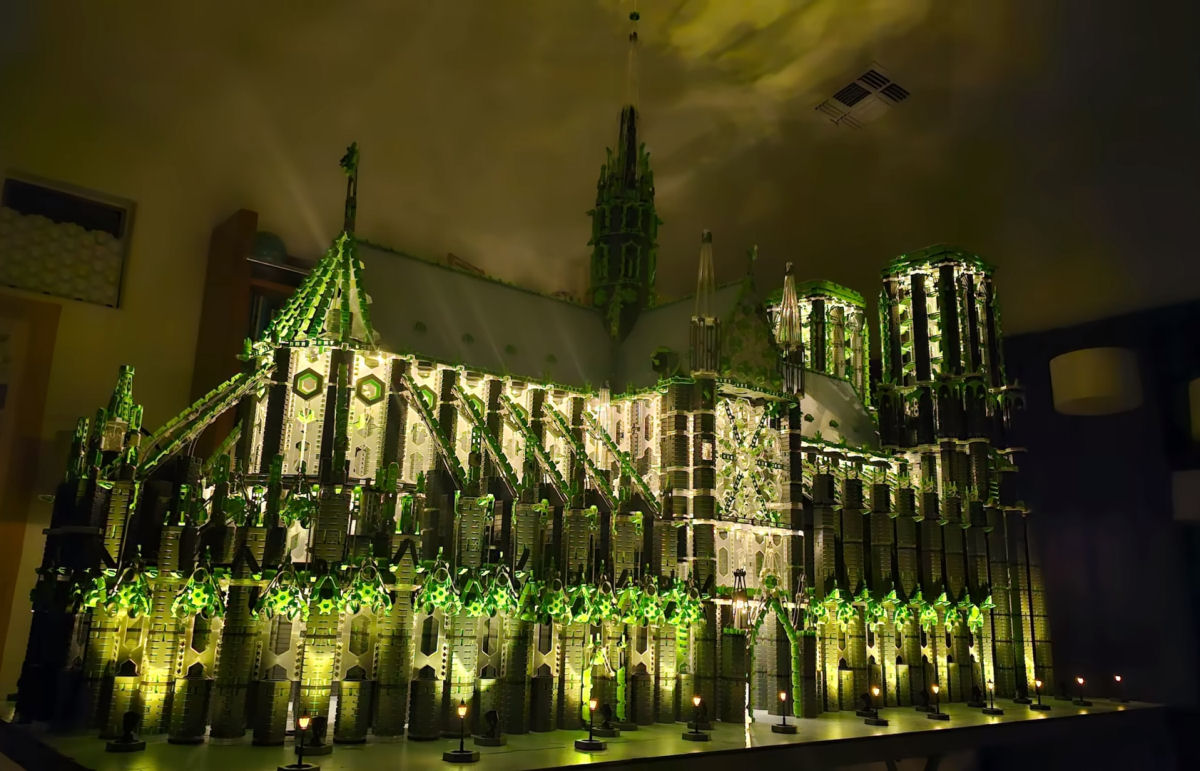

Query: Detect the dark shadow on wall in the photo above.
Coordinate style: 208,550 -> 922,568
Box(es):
1006,300 -> 1200,711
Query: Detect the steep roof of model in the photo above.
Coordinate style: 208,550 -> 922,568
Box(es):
883,243 -> 994,276
261,143 -> 377,350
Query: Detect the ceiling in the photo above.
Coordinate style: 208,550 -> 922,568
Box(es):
1,0 -> 1197,336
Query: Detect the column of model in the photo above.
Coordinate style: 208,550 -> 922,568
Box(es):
686,230 -> 719,719
371,357 -> 416,737
166,454 -> 233,744
15,367 -> 141,727
875,247 -> 1049,702
89,374 -> 152,737
654,382 -> 686,721
293,353 -> 350,746
208,453 -> 271,739
139,480 -> 194,734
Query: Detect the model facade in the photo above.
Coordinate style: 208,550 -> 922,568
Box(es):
13,77 -> 1054,751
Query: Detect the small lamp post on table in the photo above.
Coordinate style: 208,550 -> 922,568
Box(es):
682,695 -> 711,742
1030,678 -> 1051,712
1073,676 -> 1092,707
927,683 -> 949,721
575,696 -> 607,752
279,714 -> 317,771
983,680 -> 1004,716
443,700 -> 480,763
773,690 -> 797,734
864,685 -> 889,726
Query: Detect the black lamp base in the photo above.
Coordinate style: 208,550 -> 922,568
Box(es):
927,711 -> 950,721
854,710 -> 874,718
865,717 -> 889,726
574,738 -> 607,752
682,730 -> 711,742
442,748 -> 480,763
592,726 -> 620,738
1030,703 -> 1052,712
473,734 -> 506,747
104,739 -> 145,753
771,723 -> 797,734
982,707 -> 1005,716
277,764 -> 320,771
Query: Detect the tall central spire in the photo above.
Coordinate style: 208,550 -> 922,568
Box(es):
615,4 -> 641,190
626,2 -> 640,110
340,141 -> 359,234
586,3 -> 660,341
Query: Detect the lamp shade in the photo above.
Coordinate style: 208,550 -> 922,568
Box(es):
1049,347 -> 1141,415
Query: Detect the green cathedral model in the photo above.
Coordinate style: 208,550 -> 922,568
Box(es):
13,37 -> 1054,753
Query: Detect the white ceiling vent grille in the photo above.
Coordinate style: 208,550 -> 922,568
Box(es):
816,63 -> 910,129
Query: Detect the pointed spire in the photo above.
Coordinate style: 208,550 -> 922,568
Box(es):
775,262 -> 805,395
261,144 -> 377,350
689,230 -> 720,375
107,365 -> 139,426
626,3 -> 640,110
586,3 -> 659,341
340,141 -> 359,234
775,262 -> 803,351
694,230 -> 715,319
615,4 -> 642,188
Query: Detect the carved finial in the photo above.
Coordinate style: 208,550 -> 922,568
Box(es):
339,142 -> 359,178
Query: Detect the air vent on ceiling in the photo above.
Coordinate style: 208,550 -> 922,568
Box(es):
859,69 -> 889,89
815,62 -> 910,129
832,82 -> 869,107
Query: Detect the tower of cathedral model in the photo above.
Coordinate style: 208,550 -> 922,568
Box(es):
13,29 -> 1053,751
